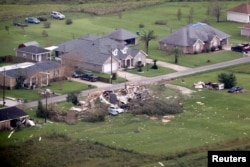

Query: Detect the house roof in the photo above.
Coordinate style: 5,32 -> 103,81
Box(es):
103,28 -> 138,41
17,45 -> 50,54
18,41 -> 39,48
5,61 -> 61,78
228,3 -> 250,14
240,23 -> 250,29
159,22 -> 230,47
0,106 -> 28,122
57,34 -> 141,65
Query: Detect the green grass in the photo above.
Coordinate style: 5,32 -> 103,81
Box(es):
0,80 -> 91,102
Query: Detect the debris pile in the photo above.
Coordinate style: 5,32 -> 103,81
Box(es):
193,81 -> 224,90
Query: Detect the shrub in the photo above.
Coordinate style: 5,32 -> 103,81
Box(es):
154,20 -> 167,25
218,72 -> 237,89
139,23 -> 145,28
65,18 -> 73,25
42,30 -> 48,37
66,92 -> 79,105
210,46 -> 216,52
43,21 -> 51,28
218,45 -> 222,50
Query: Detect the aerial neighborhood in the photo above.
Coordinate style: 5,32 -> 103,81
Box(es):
0,1 -> 250,166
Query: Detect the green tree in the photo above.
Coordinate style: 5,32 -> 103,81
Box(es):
168,47 -> 183,64
218,72 -> 236,89
140,30 -> 157,54
5,26 -> 9,34
66,92 -> 79,105
137,61 -> 143,72
151,59 -> 158,69
177,8 -> 182,21
36,100 -> 45,118
15,70 -> 27,89
209,0 -> 226,23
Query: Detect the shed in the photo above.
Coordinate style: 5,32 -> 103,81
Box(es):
18,41 -> 39,49
0,106 -> 29,130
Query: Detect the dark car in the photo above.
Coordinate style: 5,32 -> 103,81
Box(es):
25,17 -> 40,24
80,73 -> 98,82
231,43 -> 250,53
37,16 -> 47,22
227,86 -> 243,93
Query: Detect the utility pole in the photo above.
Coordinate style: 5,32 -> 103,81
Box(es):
110,51 -> 113,84
2,68 -> 6,106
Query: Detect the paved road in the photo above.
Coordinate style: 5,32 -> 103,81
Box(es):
23,56 -> 250,108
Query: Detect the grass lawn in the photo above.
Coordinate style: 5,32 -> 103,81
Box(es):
0,80 -> 90,102
128,63 -> 176,77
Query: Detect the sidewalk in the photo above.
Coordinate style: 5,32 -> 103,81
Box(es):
146,58 -> 190,71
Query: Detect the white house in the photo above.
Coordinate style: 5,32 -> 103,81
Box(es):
227,3 -> 250,23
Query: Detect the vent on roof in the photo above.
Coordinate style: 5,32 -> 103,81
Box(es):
121,47 -> 128,54
112,49 -> 118,56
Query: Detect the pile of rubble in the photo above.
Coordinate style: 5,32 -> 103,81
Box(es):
193,81 -> 224,90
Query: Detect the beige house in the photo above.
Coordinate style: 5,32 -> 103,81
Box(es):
240,23 -> 250,37
227,3 -> 250,23
0,61 -> 64,89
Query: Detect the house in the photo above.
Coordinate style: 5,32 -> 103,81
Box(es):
57,34 -> 147,73
103,28 -> 139,45
240,23 -> 250,37
0,106 -> 29,130
227,3 -> 250,23
16,45 -> 50,62
0,61 -> 64,89
159,22 -> 230,54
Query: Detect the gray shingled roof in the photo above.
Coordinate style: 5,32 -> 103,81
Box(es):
17,45 -> 50,54
5,61 -> 61,78
159,22 -> 231,47
0,106 -> 28,121
104,28 -> 138,40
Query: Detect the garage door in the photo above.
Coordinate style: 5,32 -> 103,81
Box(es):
103,63 -> 118,73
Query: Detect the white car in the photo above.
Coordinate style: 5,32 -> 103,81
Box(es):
50,11 -> 65,19
108,106 -> 124,114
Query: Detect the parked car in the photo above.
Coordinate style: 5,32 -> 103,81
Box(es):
13,22 -> 28,27
72,71 -> 83,78
231,43 -> 250,53
25,17 -> 40,24
108,109 -> 118,116
80,73 -> 98,82
227,86 -> 243,93
108,106 -> 124,114
50,11 -> 65,19
37,16 -> 47,22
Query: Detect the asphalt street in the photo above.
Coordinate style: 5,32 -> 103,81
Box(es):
23,56 -> 250,108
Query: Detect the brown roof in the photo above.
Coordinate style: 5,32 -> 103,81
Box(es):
240,23 -> 250,29
228,3 -> 250,14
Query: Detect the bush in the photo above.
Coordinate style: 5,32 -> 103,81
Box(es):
218,72 -> 237,89
42,30 -> 48,37
139,23 -> 145,28
154,20 -> 167,25
43,21 -> 51,28
66,92 -> 79,105
211,46 -> 216,52
65,18 -> 73,25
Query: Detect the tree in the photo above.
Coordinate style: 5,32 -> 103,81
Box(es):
15,69 -> 27,89
209,0 -> 226,23
140,30 -> 157,54
36,100 -> 45,118
168,47 -> 183,64
177,8 -> 182,21
137,61 -> 143,72
66,92 -> 79,105
151,59 -> 158,69
218,72 -> 236,89
5,26 -> 9,34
